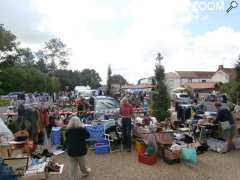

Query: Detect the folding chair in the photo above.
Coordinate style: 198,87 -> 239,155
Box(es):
86,124 -> 106,149
103,118 -> 123,152
104,124 -> 123,152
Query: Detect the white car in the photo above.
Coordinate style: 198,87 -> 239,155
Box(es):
174,93 -> 191,104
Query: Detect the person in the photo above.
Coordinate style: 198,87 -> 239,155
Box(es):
221,93 -> 228,103
65,116 -> 91,180
214,101 -> 235,151
89,96 -> 95,111
120,97 -> 134,152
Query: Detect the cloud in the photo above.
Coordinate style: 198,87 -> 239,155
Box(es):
167,27 -> 240,72
34,0 -> 194,83
1,0 -> 240,84
0,0 -> 54,45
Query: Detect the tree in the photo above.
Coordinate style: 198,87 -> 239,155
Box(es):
0,24 -> 18,67
111,74 -> 128,85
54,69 -> 74,90
151,53 -> 171,122
79,69 -> 102,89
156,52 -> 163,63
48,59 -> 57,73
17,48 -> 34,66
235,55 -> 240,81
44,38 -> 70,71
106,65 -> 112,96
0,24 -> 17,52
0,66 -> 60,94
47,76 -> 60,93
35,50 -> 48,73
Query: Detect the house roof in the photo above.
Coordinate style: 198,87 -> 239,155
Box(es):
217,67 -> 236,80
176,71 -> 215,79
185,82 -> 216,90
121,84 -> 154,89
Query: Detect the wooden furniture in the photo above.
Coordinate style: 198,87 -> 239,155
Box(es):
0,144 -> 11,158
8,130 -> 30,157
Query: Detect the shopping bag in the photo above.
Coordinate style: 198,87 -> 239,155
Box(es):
181,148 -> 197,164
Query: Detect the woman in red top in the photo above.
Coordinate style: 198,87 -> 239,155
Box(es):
120,97 -> 134,152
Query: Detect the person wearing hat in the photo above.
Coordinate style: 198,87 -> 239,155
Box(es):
214,101 -> 235,151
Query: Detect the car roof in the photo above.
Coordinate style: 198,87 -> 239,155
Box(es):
95,96 -> 117,100
175,92 -> 188,94
8,91 -> 25,95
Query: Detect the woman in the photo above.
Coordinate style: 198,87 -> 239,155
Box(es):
120,97 -> 134,152
215,102 -> 235,151
65,116 -> 91,180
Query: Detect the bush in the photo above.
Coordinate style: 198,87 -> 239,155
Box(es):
0,98 -> 10,107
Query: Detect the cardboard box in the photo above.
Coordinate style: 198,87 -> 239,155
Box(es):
0,144 -> 10,158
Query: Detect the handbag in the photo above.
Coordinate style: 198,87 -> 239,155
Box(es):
220,121 -> 230,130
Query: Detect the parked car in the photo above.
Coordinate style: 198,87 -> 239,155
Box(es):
8,92 -> 25,100
93,96 -> 120,120
174,93 -> 191,104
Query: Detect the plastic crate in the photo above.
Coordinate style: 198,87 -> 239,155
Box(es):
95,142 -> 110,154
207,138 -> 228,153
233,136 -> 240,149
138,153 -> 157,165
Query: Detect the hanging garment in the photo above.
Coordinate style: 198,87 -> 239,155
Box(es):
40,109 -> 49,128
16,104 -> 25,131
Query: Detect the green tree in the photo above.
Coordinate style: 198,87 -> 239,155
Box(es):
44,38 -> 70,71
0,66 -> 60,94
54,69 -> 74,90
47,76 -> 60,92
111,74 -> 128,85
151,53 -> 171,122
79,69 -> 102,89
17,48 -> 35,66
106,65 -> 112,96
235,55 -> 240,81
35,50 -> 48,73
0,24 -> 18,67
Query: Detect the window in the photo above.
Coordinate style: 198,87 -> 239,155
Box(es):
202,80 -> 206,83
179,94 -> 189,98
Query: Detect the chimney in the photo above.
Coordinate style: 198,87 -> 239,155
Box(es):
218,65 -> 224,70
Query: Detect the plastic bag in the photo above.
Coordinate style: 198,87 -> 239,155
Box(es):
181,147 -> 197,164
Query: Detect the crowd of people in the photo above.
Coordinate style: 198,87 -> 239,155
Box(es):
1,88 -> 240,180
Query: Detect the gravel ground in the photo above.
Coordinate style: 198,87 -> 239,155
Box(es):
48,149 -> 240,180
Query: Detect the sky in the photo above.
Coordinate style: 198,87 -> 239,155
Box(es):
0,0 -> 240,84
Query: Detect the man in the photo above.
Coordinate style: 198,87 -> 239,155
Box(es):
120,97 -> 134,152
215,101 -> 235,151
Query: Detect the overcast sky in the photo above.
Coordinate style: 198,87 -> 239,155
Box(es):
1,0 -> 240,84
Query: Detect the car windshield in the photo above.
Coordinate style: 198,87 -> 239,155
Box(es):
96,98 -> 120,110
179,94 -> 189,98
